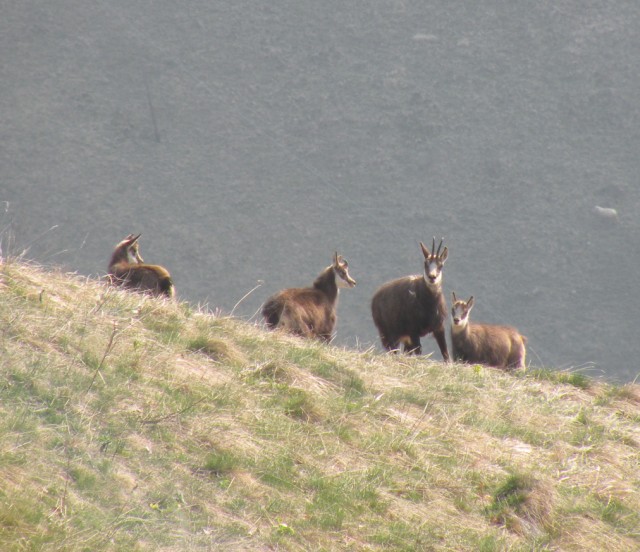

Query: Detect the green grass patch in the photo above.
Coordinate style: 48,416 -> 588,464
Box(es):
203,449 -> 240,475
187,335 -> 239,364
530,367 -> 591,389
142,313 -> 184,344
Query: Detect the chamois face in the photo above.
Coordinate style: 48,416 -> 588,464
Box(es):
451,293 -> 474,330
127,240 -> 144,264
333,253 -> 357,289
420,239 -> 448,288
113,234 -> 144,265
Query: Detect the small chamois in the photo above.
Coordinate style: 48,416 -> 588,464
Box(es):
450,292 -> 526,369
262,252 -> 356,342
371,238 -> 449,360
108,234 -> 175,298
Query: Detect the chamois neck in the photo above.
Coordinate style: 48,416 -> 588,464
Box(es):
313,266 -> 338,301
109,247 -> 130,270
451,322 -> 469,336
421,275 -> 442,294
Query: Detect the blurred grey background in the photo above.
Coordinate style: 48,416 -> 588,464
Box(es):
2,1 -> 639,381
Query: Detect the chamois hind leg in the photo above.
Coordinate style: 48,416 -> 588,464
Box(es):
507,342 -> 526,370
262,298 -> 285,330
379,333 -> 400,353
280,307 -> 317,340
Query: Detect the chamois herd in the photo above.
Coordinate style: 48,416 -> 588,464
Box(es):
107,234 -> 527,370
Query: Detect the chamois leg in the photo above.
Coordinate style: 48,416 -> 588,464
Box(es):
379,333 -> 400,353
518,343 -> 527,369
405,336 -> 422,355
433,328 -> 450,362
506,348 -> 526,370
262,300 -> 283,330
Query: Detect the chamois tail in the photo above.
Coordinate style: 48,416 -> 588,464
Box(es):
159,276 -> 175,298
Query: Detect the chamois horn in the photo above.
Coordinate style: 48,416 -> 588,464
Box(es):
432,237 -> 444,258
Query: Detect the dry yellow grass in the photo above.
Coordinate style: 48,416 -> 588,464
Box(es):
0,260 -> 638,551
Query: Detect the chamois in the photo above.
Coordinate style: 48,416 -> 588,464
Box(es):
371,238 -> 449,360
450,292 -> 526,369
108,234 -> 175,298
262,252 -> 356,342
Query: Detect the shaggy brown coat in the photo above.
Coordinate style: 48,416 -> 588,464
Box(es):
108,234 -> 175,298
262,253 -> 355,342
371,239 -> 449,360
450,294 -> 526,369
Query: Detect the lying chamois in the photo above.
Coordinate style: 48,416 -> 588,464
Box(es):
262,252 -> 356,342
450,292 -> 526,369
371,238 -> 449,360
108,234 -> 175,298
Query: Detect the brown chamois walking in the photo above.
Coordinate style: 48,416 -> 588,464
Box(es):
371,238 -> 449,360
450,292 -> 526,369
108,234 -> 175,298
262,252 -> 356,342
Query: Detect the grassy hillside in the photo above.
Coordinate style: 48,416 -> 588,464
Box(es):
0,261 -> 638,551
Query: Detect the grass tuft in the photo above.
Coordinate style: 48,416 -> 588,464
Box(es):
203,449 -> 240,476
530,367 -> 591,389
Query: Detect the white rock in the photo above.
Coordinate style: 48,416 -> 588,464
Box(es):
412,33 -> 438,42
593,205 -> 618,221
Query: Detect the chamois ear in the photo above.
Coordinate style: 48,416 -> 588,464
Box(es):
467,296 -> 475,309
123,233 -> 141,245
420,241 -> 430,259
439,247 -> 448,263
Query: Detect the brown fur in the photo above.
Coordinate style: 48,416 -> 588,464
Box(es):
108,234 -> 175,299
371,239 -> 450,360
450,293 -> 526,369
262,253 -> 356,342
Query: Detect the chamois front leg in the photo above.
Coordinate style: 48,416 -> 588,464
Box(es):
433,328 -> 450,362
406,336 -> 422,355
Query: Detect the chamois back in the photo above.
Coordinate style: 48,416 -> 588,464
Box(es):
108,234 -> 175,299
371,238 -> 449,360
262,252 -> 356,342
450,293 -> 526,369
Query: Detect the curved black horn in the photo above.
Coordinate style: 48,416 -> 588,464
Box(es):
436,238 -> 443,257
431,237 -> 436,257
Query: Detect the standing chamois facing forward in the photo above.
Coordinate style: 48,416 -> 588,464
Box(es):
371,238 -> 449,360
450,292 -> 526,370
108,234 -> 175,299
262,252 -> 356,342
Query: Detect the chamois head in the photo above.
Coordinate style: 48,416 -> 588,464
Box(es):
451,292 -> 474,329
420,238 -> 448,287
333,252 -> 357,288
110,234 -> 144,267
